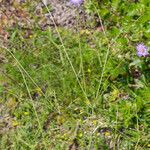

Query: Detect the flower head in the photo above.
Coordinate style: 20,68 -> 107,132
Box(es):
136,43 -> 149,57
70,0 -> 83,6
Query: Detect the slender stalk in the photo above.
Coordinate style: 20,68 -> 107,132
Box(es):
76,8 -> 86,92
43,2 -> 88,100
17,66 -> 47,149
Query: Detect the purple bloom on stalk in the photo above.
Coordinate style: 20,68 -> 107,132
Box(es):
70,0 -> 83,6
136,43 -> 149,57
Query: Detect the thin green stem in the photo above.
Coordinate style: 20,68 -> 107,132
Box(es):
1,45 -> 53,107
17,66 -> 47,149
76,8 -> 86,92
43,2 -> 88,100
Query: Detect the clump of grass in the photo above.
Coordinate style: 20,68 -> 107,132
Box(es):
0,0 -> 150,149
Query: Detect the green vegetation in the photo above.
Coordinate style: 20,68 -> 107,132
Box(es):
0,0 -> 150,149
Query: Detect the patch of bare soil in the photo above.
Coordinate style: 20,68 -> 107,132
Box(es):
39,0 -> 94,29
0,0 -> 97,37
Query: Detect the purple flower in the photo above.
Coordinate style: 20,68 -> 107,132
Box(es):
70,0 -> 83,6
136,43 -> 149,57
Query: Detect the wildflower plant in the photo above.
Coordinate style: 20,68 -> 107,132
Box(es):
129,43 -> 150,87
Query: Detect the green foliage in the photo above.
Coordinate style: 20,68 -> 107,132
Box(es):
0,0 -> 150,149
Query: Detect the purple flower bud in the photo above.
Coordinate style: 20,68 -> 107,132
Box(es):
136,43 -> 149,57
70,0 -> 83,6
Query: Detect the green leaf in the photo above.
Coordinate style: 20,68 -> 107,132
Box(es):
112,0 -> 120,10
129,59 -> 142,68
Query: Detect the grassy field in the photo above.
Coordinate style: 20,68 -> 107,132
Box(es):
0,0 -> 150,149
